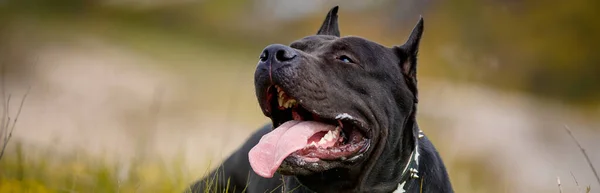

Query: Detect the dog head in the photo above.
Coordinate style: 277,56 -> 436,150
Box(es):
249,6 -> 424,191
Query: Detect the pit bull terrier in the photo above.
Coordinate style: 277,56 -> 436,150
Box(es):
188,6 -> 454,193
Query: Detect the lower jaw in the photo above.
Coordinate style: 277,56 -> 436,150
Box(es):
278,156 -> 346,176
276,143 -> 370,176
293,139 -> 370,161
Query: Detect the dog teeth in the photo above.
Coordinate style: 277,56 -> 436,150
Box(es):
284,99 -> 296,108
318,138 -> 327,145
277,86 -> 284,98
325,130 -> 334,141
275,86 -> 297,109
276,86 -> 284,107
317,129 -> 340,145
308,128 -> 341,148
317,131 -> 329,145
277,95 -> 284,107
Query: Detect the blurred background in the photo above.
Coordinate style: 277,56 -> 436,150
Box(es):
1,0 -> 599,192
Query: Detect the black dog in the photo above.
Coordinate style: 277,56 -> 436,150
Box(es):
188,6 -> 453,193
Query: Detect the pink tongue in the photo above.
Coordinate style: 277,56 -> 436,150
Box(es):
248,120 -> 336,178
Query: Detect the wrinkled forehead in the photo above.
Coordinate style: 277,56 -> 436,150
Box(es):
289,35 -> 337,52
290,35 -> 388,53
290,35 -> 397,65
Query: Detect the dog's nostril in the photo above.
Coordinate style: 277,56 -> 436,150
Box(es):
260,44 -> 297,63
260,50 -> 269,62
275,49 -> 296,62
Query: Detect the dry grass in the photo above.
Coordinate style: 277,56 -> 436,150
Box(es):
0,65 -> 29,161
557,125 -> 597,193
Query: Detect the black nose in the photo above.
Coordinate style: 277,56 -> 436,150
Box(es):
259,44 -> 297,64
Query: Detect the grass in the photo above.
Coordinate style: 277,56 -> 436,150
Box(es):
0,142 -> 196,193
559,125 -> 597,193
1,142 -> 596,193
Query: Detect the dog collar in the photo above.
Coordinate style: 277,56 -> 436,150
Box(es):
393,129 -> 424,193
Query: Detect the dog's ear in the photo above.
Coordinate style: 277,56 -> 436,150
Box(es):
394,17 -> 424,102
316,6 -> 340,37
396,17 -> 423,80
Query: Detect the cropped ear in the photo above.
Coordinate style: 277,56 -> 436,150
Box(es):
393,17 -> 424,102
316,6 -> 340,37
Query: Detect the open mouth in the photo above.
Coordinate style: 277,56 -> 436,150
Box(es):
248,85 -> 370,178
269,85 -> 369,159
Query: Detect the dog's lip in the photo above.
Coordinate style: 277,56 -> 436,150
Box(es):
309,111 -> 371,139
277,140 -> 370,175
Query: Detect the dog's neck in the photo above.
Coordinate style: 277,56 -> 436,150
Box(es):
356,101 -> 423,193
392,129 -> 423,193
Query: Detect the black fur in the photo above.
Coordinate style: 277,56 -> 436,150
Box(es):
187,6 -> 453,193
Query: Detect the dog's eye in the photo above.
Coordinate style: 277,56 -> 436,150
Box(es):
337,55 -> 354,63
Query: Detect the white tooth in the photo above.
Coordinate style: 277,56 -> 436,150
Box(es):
333,127 -> 341,140
310,142 -> 317,147
323,131 -> 330,141
318,137 -> 327,145
325,130 -> 334,141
